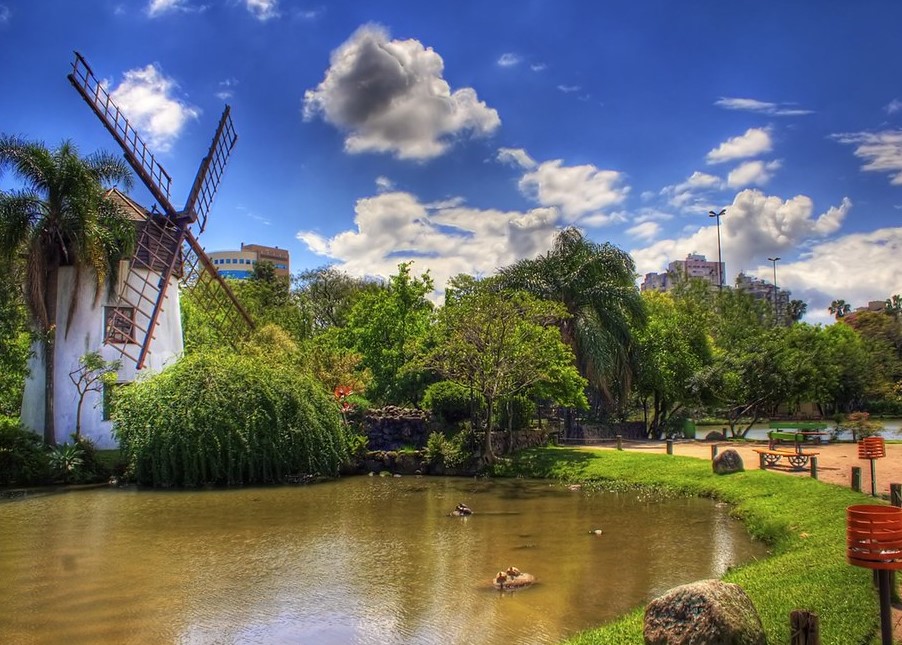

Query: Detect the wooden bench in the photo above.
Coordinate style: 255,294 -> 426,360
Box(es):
754,448 -> 819,469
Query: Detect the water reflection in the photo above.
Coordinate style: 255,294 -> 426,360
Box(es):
0,477 -> 766,645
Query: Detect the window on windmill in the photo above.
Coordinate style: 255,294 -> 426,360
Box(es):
104,306 -> 135,344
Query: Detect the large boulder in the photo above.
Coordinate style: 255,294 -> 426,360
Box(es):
643,580 -> 765,645
712,449 -> 744,475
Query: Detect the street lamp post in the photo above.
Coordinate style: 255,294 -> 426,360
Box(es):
708,209 -> 726,289
768,256 -> 780,324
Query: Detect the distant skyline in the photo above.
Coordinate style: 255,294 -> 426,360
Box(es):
1,0 -> 900,324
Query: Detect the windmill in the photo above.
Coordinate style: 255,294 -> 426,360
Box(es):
67,52 -> 254,370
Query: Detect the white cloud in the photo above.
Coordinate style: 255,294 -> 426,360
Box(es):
496,147 -> 536,169
375,176 -> 394,192
714,97 -> 813,116
296,8 -> 323,20
303,25 -> 500,160
660,171 -> 723,210
245,0 -> 278,20
885,99 -> 902,115
557,85 -> 581,93
530,63 -> 547,72
631,189 -> 851,285
296,191 -> 560,296
0,5 -> 10,24
765,227 -> 902,325
832,130 -> 902,185
107,64 -> 200,152
518,159 -> 629,223
497,53 -> 521,67
706,127 -> 773,164
215,78 -> 238,101
727,160 -> 782,188
627,221 -> 660,241
146,0 -> 194,17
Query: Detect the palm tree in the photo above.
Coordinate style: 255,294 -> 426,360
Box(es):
828,299 -> 851,320
0,137 -> 133,444
497,227 -> 646,411
787,299 -> 808,323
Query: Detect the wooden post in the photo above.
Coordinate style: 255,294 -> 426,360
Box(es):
711,444 -> 718,459
759,452 -> 766,470
616,434 -> 622,451
870,459 -> 878,497
852,466 -> 861,493
809,456 -> 818,480
666,439 -> 673,455
891,483 -> 901,507
789,610 -> 820,645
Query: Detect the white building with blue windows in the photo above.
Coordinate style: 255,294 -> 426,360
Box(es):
209,243 -> 290,279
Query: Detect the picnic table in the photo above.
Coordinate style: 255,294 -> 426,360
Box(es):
753,430 -> 828,469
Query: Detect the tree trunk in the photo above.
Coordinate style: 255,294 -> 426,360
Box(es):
483,398 -> 495,464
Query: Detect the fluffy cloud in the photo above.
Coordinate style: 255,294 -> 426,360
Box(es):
557,85 -> 581,93
727,160 -> 782,188
0,5 -> 10,24
518,159 -> 629,223
497,53 -> 521,67
215,78 -> 238,101
706,128 -> 773,164
885,99 -> 902,115
661,171 -> 723,210
627,221 -> 660,241
832,130 -> 902,185
765,227 -> 902,325
496,147 -> 536,169
714,97 -> 813,116
296,191 -> 560,295
146,0 -> 197,17
108,64 -> 200,152
245,0 -> 278,20
303,25 -> 500,160
375,176 -> 394,192
631,189 -> 851,286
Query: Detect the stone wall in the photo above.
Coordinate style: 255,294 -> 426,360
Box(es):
362,406 -> 430,450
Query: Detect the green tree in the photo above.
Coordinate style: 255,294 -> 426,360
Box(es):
0,258 -> 31,416
232,261 -> 310,341
885,294 -> 902,318
634,291 -> 713,438
295,265 -> 380,330
828,299 -> 851,319
429,283 -> 587,463
344,262 -> 434,404
787,299 -> 808,323
68,351 -> 120,441
0,137 -> 133,444
497,227 -> 645,411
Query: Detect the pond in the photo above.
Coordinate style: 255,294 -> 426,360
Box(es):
0,477 -> 767,645
697,417 -> 902,441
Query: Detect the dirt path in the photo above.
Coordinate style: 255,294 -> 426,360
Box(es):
585,439 -> 902,496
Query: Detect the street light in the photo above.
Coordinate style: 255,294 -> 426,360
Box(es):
768,256 -> 780,324
708,209 -> 726,289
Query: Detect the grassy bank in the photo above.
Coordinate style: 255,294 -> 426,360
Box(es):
493,447 -> 882,645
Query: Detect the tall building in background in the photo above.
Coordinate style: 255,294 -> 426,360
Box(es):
209,243 -> 290,280
641,253 -> 723,292
735,272 -> 791,325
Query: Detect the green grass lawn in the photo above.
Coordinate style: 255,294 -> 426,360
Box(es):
492,447 -> 886,645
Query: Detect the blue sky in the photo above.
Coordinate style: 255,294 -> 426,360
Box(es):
1,0 -> 900,323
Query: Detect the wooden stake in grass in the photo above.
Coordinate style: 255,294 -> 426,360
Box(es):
851,466 -> 861,492
789,610 -> 820,645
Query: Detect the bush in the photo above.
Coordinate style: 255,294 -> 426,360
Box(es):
425,427 -> 475,469
497,394 -> 536,432
422,381 -> 484,425
113,350 -> 351,487
0,418 -> 49,486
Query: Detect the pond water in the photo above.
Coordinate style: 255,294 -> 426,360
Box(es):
0,477 -> 767,645
697,417 -> 902,441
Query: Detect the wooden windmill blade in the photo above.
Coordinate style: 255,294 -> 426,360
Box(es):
67,52 -> 253,369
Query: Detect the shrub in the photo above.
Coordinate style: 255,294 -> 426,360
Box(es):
425,426 -> 475,469
422,381 -> 484,425
0,418 -> 49,486
113,350 -> 351,487
497,394 -> 536,432
48,442 -> 85,484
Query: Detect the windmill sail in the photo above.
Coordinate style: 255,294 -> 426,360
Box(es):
68,52 -> 253,369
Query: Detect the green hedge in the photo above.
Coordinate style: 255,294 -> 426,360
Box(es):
113,351 -> 350,487
494,447 -> 881,645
